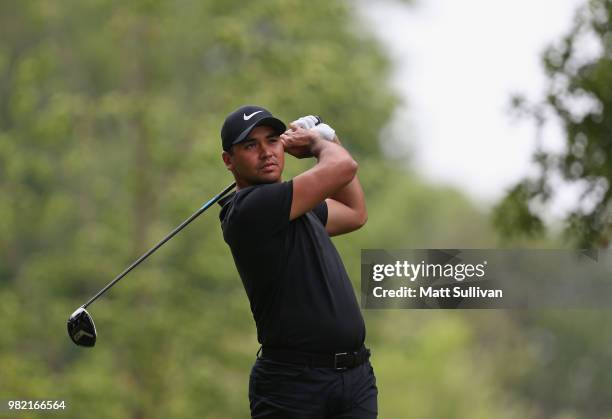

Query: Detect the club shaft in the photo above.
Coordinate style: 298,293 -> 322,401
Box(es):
82,182 -> 236,309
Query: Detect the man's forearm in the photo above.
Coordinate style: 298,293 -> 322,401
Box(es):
327,136 -> 367,222
283,127 -> 358,221
330,175 -> 365,207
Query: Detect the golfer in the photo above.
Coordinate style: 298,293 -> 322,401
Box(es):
218,105 -> 377,418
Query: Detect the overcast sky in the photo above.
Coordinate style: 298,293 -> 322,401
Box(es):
357,0 -> 587,217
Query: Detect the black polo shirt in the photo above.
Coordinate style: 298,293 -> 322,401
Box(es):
218,180 -> 365,353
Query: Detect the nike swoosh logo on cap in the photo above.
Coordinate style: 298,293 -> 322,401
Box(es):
243,110 -> 264,120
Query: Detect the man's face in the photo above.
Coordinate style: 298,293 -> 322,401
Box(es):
222,125 -> 285,188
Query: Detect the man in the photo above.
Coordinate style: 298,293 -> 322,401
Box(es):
218,105 -> 377,418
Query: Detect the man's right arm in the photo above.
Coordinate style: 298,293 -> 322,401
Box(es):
280,126 -> 357,221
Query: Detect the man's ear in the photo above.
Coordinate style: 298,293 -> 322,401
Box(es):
222,150 -> 233,171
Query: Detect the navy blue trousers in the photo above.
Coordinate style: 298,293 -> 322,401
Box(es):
249,357 -> 378,418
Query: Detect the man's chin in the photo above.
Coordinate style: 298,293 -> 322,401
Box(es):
257,167 -> 282,181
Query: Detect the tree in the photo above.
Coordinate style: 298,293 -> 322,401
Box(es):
494,0 -> 612,248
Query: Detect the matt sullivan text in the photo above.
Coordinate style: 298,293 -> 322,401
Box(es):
372,286 -> 503,298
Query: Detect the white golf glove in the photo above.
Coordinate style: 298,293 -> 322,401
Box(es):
292,115 -> 336,141
312,123 -> 336,142
293,115 -> 320,130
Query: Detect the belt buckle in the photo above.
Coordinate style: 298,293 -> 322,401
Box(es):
334,352 -> 349,370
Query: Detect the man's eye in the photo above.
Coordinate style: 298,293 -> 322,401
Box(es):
245,143 -> 255,149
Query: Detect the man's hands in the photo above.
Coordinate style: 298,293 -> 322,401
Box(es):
292,115 -> 336,142
281,115 -> 337,159
280,123 -> 326,159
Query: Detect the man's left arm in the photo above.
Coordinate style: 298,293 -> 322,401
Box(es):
324,135 -> 367,237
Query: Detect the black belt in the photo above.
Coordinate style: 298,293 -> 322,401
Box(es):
259,346 -> 371,370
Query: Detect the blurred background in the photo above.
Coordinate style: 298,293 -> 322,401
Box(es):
2,0 -> 612,417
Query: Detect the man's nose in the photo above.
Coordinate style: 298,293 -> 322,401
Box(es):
259,143 -> 274,157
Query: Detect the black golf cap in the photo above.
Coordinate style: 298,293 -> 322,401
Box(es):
221,105 -> 286,152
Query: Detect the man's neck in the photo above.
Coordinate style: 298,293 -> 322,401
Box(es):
235,178 -> 282,191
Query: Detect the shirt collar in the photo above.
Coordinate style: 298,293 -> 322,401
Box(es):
217,191 -> 236,207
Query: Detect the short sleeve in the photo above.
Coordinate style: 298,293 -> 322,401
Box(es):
312,200 -> 328,226
229,180 -> 293,236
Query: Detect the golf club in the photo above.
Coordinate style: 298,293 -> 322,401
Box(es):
67,182 -> 236,347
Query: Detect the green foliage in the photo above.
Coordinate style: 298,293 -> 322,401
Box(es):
495,0 -> 612,248
503,310 -> 612,419
493,182 -> 545,240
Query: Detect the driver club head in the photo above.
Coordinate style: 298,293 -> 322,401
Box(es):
67,307 -> 97,347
